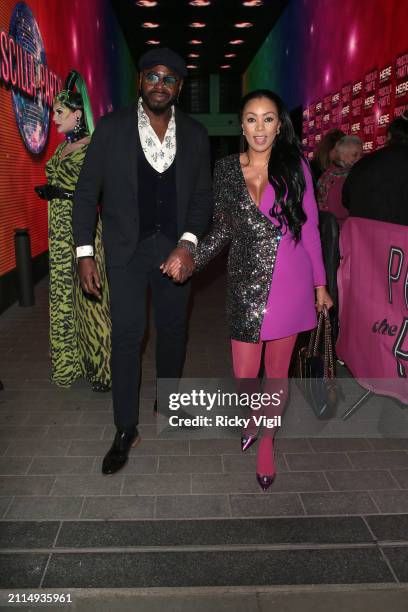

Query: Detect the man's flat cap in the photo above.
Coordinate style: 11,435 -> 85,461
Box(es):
138,47 -> 187,78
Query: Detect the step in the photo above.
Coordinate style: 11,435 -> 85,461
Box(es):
0,515 -> 407,589
2,586 -> 408,612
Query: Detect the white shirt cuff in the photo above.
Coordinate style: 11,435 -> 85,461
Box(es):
76,245 -> 94,258
179,232 -> 198,247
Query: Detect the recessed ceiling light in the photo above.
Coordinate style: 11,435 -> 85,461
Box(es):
220,64 -> 231,69
189,39 -> 203,45
146,39 -> 160,45
242,0 -> 263,6
189,0 -> 211,5
189,22 -> 206,28
142,22 -> 159,28
225,53 -> 236,58
136,1 -> 158,6
188,52 -> 200,58
187,64 -> 198,69
235,22 -> 253,28
229,39 -> 244,45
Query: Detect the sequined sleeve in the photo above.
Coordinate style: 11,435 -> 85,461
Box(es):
194,160 -> 233,270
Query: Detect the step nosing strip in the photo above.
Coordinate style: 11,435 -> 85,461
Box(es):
1,584 -> 407,596
0,542 -> 380,554
0,514 -> 387,521
378,540 -> 408,547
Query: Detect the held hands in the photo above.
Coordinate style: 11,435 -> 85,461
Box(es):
160,247 -> 195,283
77,257 -> 102,300
315,286 -> 334,312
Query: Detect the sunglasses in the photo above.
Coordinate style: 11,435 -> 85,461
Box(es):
143,72 -> 179,87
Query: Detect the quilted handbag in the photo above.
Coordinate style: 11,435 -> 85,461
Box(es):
297,307 -> 337,419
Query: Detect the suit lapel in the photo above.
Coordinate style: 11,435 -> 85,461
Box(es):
125,102 -> 139,196
175,108 -> 189,224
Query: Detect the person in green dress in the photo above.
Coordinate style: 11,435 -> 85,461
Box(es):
35,71 -> 111,391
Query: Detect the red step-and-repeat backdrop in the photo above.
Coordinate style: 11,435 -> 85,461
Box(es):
0,0 -> 136,278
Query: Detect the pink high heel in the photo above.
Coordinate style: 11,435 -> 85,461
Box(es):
256,472 -> 276,491
241,434 -> 258,452
256,437 -> 276,491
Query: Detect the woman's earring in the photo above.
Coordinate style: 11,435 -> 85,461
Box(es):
74,116 -> 81,134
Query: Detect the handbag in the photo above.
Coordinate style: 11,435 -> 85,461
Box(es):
297,307 -> 337,419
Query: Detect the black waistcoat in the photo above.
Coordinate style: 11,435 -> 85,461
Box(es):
137,145 -> 178,243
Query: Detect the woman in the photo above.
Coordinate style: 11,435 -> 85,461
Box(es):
35,71 -> 111,391
310,128 -> 345,184
164,89 -> 332,490
317,135 -> 363,227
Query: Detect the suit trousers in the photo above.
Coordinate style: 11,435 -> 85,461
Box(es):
106,233 -> 191,430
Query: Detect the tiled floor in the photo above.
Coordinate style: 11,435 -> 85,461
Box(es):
0,268 -> 407,594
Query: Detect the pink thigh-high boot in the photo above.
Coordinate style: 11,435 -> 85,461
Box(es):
257,334 -> 297,490
231,335 -> 297,490
231,339 -> 264,378
231,339 -> 263,450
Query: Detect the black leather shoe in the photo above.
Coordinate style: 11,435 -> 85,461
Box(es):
102,427 -> 140,475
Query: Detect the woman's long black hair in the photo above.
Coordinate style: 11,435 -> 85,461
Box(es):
240,89 -> 307,241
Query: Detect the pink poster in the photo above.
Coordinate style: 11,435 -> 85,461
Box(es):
395,50 -> 408,119
337,218 -> 408,403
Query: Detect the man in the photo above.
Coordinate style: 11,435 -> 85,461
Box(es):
316,135 -> 363,228
343,114 -> 408,226
72,48 -> 213,474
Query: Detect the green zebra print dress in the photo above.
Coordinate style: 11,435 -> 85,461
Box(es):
45,142 -> 111,387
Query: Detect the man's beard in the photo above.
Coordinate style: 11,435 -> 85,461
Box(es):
141,89 -> 175,115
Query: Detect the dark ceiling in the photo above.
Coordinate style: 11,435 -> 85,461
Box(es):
110,0 -> 288,76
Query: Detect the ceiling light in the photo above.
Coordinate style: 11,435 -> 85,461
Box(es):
189,39 -> 203,45
187,64 -> 198,69
188,52 -> 200,58
225,53 -> 236,58
235,22 -> 253,28
229,39 -> 244,45
142,22 -> 159,28
146,39 -> 160,45
242,0 -> 263,6
189,22 -> 206,28
220,64 -> 231,69
189,0 -> 211,5
136,1 -> 158,6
